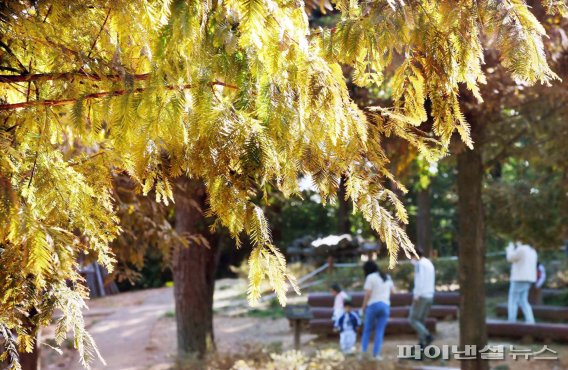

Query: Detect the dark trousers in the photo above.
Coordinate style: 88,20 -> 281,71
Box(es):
409,297 -> 433,343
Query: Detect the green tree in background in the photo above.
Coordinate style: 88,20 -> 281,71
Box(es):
484,90 -> 568,249
449,4 -> 568,368
406,158 -> 458,256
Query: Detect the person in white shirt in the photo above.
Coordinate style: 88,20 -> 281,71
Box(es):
409,248 -> 435,348
360,261 -> 395,360
331,283 -> 349,321
506,242 -> 537,323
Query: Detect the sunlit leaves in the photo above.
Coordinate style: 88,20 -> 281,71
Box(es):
486,0 -> 560,85
0,1 -> 565,366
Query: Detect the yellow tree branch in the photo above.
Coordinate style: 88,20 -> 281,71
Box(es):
0,72 -> 151,83
0,81 -> 238,111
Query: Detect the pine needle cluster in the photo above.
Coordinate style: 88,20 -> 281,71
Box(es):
0,1 -> 565,366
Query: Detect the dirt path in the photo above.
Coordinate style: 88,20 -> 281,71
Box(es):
42,281 -> 312,370
87,288 -> 173,370
42,288 -> 175,370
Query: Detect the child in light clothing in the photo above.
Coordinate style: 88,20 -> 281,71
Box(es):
334,298 -> 361,354
331,283 -> 349,321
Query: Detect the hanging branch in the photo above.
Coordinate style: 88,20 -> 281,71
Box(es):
87,8 -> 112,59
0,66 -> 21,73
0,72 -> 151,83
0,81 -> 238,111
42,5 -> 53,23
0,40 -> 28,73
69,151 -> 107,167
28,112 -> 49,188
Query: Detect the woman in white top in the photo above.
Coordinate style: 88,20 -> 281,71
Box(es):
360,261 -> 395,359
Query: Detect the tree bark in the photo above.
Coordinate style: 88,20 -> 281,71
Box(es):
416,185 -> 433,258
337,175 -> 351,234
457,147 -> 488,370
172,178 -> 219,359
20,334 -> 40,370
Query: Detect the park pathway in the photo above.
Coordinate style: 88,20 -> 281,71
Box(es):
69,288 -> 175,370
60,279 -> 262,369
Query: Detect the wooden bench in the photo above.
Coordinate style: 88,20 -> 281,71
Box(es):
307,291 -> 460,307
306,292 -> 460,336
311,305 -> 457,320
486,320 -> 568,343
309,317 -> 437,335
495,303 -> 568,322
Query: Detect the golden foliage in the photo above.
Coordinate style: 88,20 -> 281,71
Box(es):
0,0 -> 564,366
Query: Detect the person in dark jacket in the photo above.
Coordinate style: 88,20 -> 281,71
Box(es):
334,298 -> 361,354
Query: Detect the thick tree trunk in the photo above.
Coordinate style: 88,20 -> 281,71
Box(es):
337,175 -> 351,234
457,147 -> 488,370
20,334 -> 40,370
172,178 -> 219,359
416,186 -> 433,257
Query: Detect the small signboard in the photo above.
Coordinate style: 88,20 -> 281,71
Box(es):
284,304 -> 313,350
284,304 -> 313,320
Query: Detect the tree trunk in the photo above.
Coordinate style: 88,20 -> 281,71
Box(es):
416,185 -> 433,258
337,175 -> 351,234
172,178 -> 219,360
20,334 -> 40,370
457,147 -> 488,370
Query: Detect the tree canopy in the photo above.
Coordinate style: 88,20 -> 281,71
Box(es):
0,0 -> 566,367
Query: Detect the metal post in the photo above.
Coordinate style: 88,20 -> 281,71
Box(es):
93,263 -> 106,297
293,319 -> 301,350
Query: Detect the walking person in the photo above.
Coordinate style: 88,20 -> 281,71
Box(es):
360,261 -> 395,360
506,242 -> 537,323
409,248 -> 435,348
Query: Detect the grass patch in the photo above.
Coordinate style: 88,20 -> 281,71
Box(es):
163,310 -> 175,318
246,299 -> 285,320
492,365 -> 510,370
